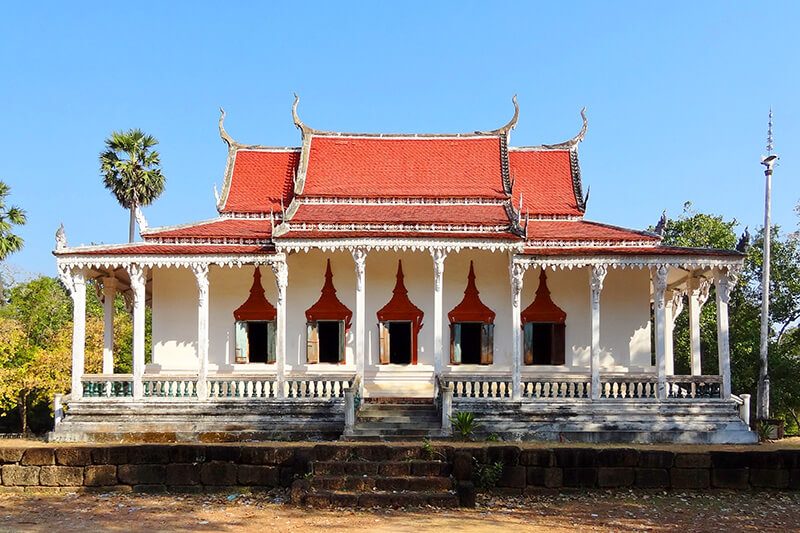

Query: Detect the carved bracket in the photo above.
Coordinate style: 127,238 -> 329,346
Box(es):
352,248 -> 367,292
590,264 -> 608,307
431,248 -> 447,292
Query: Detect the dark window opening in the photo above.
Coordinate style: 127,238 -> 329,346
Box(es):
459,323 -> 483,365
318,321 -> 341,364
247,322 -> 270,363
524,322 -> 566,365
389,321 -> 412,364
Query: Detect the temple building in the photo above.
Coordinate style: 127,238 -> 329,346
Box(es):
51,97 -> 756,443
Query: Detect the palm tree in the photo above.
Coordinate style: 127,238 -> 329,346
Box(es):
0,181 -> 26,260
99,129 -> 165,242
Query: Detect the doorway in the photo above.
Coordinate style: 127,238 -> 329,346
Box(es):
388,321 -> 412,364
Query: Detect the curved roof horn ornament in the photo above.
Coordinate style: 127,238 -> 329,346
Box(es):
477,95 -> 519,135
218,107 -> 238,149
292,93 -> 318,136
542,107 -> 588,150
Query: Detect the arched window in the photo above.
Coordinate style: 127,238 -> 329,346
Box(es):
233,267 -> 277,364
305,259 -> 352,364
377,261 -> 424,365
521,270 -> 566,365
448,262 -> 495,365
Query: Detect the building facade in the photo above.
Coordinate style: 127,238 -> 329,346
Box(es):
51,98 -> 755,443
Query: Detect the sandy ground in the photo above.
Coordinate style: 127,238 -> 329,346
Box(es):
0,490 -> 797,533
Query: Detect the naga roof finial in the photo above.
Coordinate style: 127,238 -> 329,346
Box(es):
218,107 -> 237,148
292,93 -> 316,136
477,95 -> 519,135
542,107 -> 588,150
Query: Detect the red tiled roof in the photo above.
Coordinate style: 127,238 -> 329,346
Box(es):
302,136 -> 507,198
56,244 -> 274,256
276,230 -> 520,241
521,245 -> 743,257
144,218 -> 272,240
220,149 -> 299,213
509,150 -> 582,216
526,220 -> 659,243
290,203 -> 510,226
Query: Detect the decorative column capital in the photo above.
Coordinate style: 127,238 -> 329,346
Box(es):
590,264 -> 608,307
271,260 -> 288,305
191,263 -> 209,286
666,289 -> 685,324
127,264 -> 147,307
651,265 -> 668,310
689,274 -> 712,307
510,261 -> 526,302
431,248 -> 447,291
714,267 -> 739,305
352,248 -> 367,292
57,265 -> 84,296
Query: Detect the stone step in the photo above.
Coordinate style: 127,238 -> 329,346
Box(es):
313,460 -> 450,477
353,421 -> 441,430
297,488 -> 459,508
310,475 -> 453,492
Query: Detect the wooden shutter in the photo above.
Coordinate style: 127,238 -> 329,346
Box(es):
523,322 -> 534,365
379,322 -> 390,364
551,324 -> 566,365
235,321 -> 249,363
451,323 -> 461,365
267,321 -> 277,363
338,320 -> 345,364
306,322 -> 319,364
481,323 -> 494,365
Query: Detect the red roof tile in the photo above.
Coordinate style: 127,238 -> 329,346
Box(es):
144,218 -> 272,240
276,230 -> 520,241
302,136 -> 507,198
56,244 -> 274,256
526,220 -> 658,243
522,245 -> 742,257
509,150 -> 581,216
220,149 -> 299,213
290,203 -> 510,226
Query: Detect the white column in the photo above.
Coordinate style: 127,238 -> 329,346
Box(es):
687,274 -> 710,376
271,259 -> 288,398
664,289 -> 684,376
352,249 -> 367,390
652,266 -> 669,400
431,249 -> 446,382
102,277 -> 117,375
192,264 -> 209,400
60,267 -> 86,400
510,260 -> 525,401
129,265 -> 146,400
590,265 -> 607,400
714,267 -> 736,400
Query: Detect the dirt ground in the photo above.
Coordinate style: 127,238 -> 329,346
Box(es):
0,490 -> 797,533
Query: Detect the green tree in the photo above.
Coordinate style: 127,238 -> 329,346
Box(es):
0,181 -> 26,261
99,129 -> 165,242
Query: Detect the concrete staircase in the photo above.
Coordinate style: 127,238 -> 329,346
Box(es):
291,446 -> 459,507
342,401 -> 444,441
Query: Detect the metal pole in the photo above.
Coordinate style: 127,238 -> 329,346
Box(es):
758,153 -> 778,420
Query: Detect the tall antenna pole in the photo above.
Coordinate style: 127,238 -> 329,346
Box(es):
758,108 -> 778,420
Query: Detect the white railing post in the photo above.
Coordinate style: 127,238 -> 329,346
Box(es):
53,394 -> 64,428
129,265 -> 146,400
272,258 -> 288,399
101,277 -> 117,397
344,390 -> 355,435
192,264 -> 210,400
739,393 -> 751,428
590,265 -> 607,400
688,274 -> 711,376
510,260 -> 525,401
440,384 -> 453,437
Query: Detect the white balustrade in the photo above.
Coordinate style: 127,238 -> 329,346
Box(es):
599,375 -> 658,399
666,375 -> 723,399
441,375 -> 513,399
522,375 -> 591,399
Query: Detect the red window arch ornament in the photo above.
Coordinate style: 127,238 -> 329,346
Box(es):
448,261 -> 496,324
305,259 -> 352,328
233,267 -> 277,321
376,260 -> 424,364
521,270 -> 566,324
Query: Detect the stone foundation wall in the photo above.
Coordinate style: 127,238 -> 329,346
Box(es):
0,444 -> 797,493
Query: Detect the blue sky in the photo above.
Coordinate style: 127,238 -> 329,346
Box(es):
1,1 -> 798,276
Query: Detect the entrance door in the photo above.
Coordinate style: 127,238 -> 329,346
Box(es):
388,321 -> 412,364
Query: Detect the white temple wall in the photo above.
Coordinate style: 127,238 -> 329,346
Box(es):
148,254 -> 653,378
